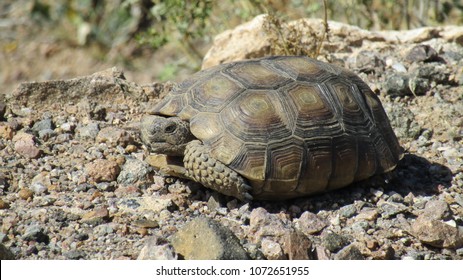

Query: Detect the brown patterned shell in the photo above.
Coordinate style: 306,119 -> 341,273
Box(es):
153,56 -> 402,199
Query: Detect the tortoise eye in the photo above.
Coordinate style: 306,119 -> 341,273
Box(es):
164,124 -> 177,133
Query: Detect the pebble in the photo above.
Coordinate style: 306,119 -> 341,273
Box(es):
12,132 -> 42,158
249,207 -> 289,243
411,216 -> 463,249
0,123 -> 14,140
282,229 -> 312,260
96,127 -> 132,147
261,238 -> 285,260
294,211 -> 328,235
81,207 -> 110,226
138,237 -> 177,260
77,122 -> 100,140
30,172 -> 51,195
0,243 -> 15,260
333,244 -> 364,260
32,118 -> 54,133
171,217 -> 249,260
85,159 -> 120,183
18,188 -> 34,200
322,232 -> 350,253
378,201 -> 407,218
383,73 -> 411,96
117,158 -> 152,185
23,224 -> 50,243
63,250 -> 86,260
0,198 -> 10,209
405,44 -> 439,63
355,208 -> 379,221
339,204 -> 357,218
422,199 -> 451,220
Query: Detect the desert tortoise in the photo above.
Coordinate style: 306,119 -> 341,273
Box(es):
141,56 -> 403,200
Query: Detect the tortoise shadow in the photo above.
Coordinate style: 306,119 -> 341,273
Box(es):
250,153 -> 453,214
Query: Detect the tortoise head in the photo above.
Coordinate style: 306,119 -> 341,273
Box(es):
141,115 -> 195,156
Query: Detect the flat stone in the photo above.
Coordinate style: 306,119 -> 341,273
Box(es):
295,211 -> 328,235
378,201 -> 407,218
411,216 -> 463,249
81,207 -> 110,226
334,244 -> 365,260
171,217 -> 249,260
355,208 -> 379,221
86,159 -> 120,183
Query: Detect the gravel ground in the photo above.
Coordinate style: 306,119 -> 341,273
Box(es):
1,23 -> 463,260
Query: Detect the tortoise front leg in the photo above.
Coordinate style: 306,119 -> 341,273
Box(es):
183,140 -> 253,201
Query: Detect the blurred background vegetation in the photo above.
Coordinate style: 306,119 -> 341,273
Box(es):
1,0 -> 462,84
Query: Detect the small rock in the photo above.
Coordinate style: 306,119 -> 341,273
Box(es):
0,199 -> 10,209
77,122 -> 100,140
422,199 -> 451,220
383,73 -> 411,96
12,132 -> 41,158
371,244 -> 395,260
59,122 -> 75,133
352,50 -> 385,73
30,172 -> 51,195
0,102 -> 6,120
295,211 -> 328,235
81,207 -> 110,226
339,204 -> 357,218
86,159 -> 120,183
18,188 -> 34,200
63,250 -> 86,260
378,201 -> 407,218
37,128 -> 56,140
282,229 -> 312,260
322,232 -> 350,253
333,244 -> 364,260
0,123 -> 14,140
355,208 -> 379,221
249,207 -> 289,243
117,158 -> 152,186
32,118 -> 54,133
23,224 -> 50,243
261,238 -> 285,260
138,237 -> 177,260
96,126 -> 132,147
0,243 -> 15,260
405,45 -> 439,63
171,217 -> 249,260
411,216 -> 463,249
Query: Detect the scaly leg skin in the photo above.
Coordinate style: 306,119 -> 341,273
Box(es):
183,140 -> 253,201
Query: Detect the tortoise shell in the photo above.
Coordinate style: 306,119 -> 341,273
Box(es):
152,56 -> 402,199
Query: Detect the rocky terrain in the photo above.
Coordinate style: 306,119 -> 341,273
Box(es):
1,16 -> 463,260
